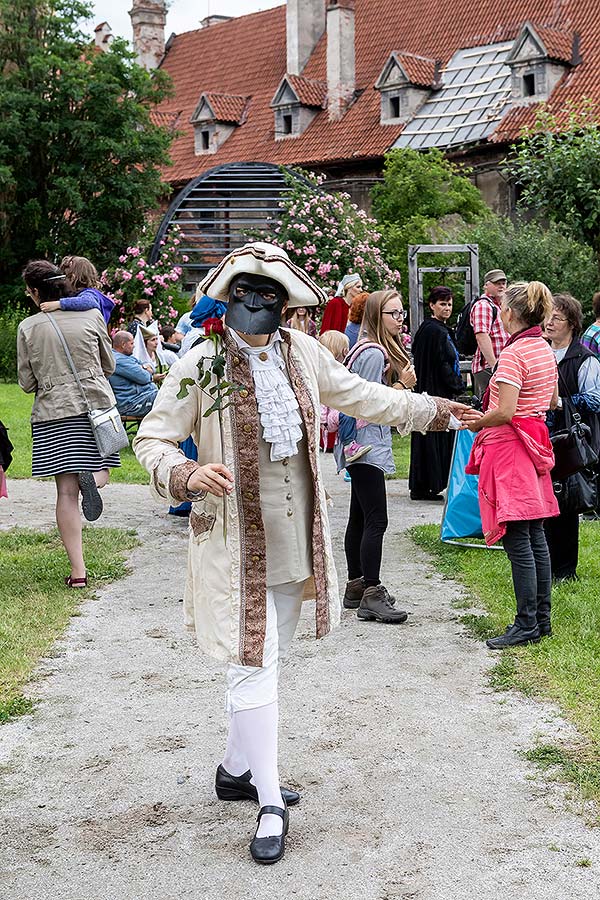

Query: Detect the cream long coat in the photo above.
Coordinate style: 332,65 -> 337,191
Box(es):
134,328 -> 444,666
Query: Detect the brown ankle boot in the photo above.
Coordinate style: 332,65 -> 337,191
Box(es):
342,576 -> 365,609
358,584 -> 408,623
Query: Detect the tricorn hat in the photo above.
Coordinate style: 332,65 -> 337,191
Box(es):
198,242 -> 326,309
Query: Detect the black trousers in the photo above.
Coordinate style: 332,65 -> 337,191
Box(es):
544,510 -> 579,579
344,463 -> 388,587
502,519 -> 552,630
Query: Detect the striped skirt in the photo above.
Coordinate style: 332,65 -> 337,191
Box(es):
31,414 -> 121,478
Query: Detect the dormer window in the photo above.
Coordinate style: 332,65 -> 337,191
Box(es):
523,73 -> 536,96
506,23 -> 578,105
375,52 -> 438,124
190,92 -> 250,156
270,74 -> 326,140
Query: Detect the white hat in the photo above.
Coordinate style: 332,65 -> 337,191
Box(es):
198,242 -> 326,309
335,272 -> 362,296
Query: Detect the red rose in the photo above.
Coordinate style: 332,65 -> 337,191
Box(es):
204,317 -> 224,336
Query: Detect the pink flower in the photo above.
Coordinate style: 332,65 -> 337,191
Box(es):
136,272 -> 145,281
122,271 -> 132,281
182,255 -> 189,262
119,255 -> 127,263
127,247 -> 140,257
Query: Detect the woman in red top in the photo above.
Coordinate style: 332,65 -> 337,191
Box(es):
464,281 -> 559,649
319,273 -> 363,334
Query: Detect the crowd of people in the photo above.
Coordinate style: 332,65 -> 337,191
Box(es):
11,238 -> 600,866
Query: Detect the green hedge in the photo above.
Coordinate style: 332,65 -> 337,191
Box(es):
0,306 -> 26,382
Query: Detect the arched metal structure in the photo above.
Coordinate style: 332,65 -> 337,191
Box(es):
151,162 -> 303,291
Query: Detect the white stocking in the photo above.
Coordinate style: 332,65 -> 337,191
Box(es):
233,700 -> 283,837
222,714 -> 249,777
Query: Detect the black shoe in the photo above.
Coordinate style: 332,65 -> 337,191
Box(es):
486,624 -> 540,650
538,623 -> 553,637
410,491 -> 444,501
342,576 -> 365,609
250,804 -> 289,864
78,471 -> 103,521
215,765 -> 300,806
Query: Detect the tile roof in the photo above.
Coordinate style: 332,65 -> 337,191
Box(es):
394,52 -> 439,87
150,109 -> 182,131
286,74 -> 327,108
156,1 -> 599,185
532,25 -> 576,63
203,92 -> 250,123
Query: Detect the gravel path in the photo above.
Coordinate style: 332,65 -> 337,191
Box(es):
1,458 -> 599,900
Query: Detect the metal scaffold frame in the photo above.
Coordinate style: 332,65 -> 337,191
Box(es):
407,244 -> 480,336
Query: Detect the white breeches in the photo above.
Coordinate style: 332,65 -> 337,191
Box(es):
226,581 -> 305,714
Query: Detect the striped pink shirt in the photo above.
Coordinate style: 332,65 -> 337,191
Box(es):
488,336 -> 557,417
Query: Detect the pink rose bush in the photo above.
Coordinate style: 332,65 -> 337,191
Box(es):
256,169 -> 400,298
101,226 -> 188,327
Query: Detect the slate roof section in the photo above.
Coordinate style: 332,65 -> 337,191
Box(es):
155,2 -> 597,185
394,42 -> 513,150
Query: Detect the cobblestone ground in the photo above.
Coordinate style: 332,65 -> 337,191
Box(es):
1,458 -> 599,900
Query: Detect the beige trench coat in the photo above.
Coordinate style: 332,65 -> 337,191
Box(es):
134,329 -> 447,666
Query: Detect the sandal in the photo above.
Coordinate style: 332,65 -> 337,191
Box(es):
65,576 -> 88,588
78,471 -> 103,521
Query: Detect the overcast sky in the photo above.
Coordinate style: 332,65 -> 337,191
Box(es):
90,0 -> 283,41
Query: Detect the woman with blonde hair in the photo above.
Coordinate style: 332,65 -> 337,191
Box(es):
286,306 -> 317,337
337,290 -> 419,623
463,281 -> 560,648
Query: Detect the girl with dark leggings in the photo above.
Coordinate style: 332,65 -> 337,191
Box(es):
337,290 -> 417,623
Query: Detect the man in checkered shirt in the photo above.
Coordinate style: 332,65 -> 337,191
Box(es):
470,268 -> 509,397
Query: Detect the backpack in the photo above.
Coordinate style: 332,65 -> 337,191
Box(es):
454,296 -> 498,356
342,340 -> 390,376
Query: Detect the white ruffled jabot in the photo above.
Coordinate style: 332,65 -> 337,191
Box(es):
231,330 -> 303,462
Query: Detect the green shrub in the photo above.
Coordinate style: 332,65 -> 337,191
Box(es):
0,306 -> 27,382
450,216 -> 599,318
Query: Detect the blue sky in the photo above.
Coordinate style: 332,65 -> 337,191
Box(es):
90,0 -> 283,41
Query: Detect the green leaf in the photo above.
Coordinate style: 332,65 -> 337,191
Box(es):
176,378 -> 195,400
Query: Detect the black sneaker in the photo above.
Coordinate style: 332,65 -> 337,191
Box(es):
486,624 -> 540,650
78,471 -> 103,521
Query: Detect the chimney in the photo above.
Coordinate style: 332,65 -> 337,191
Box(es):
200,15 -> 233,28
94,22 -> 113,51
286,0 -> 326,75
327,0 -> 355,120
129,0 -> 166,70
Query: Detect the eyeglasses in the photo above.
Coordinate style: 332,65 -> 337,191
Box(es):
382,310 -> 405,321
546,315 -> 567,324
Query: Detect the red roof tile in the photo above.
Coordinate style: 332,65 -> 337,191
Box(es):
394,52 -> 438,87
156,1 -> 599,185
150,109 -> 182,131
533,24 -> 575,63
203,92 -> 250,123
286,75 -> 327,107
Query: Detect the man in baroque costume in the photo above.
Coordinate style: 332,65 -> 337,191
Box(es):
134,242 -> 468,864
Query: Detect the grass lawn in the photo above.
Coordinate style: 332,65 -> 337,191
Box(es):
0,526 -> 138,723
411,521 -> 600,813
3,382 -> 414,482
2,382 -> 148,483
390,431 -> 411,479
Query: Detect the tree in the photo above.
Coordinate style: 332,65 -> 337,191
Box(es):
371,148 -> 490,285
448,215 -> 598,317
509,103 -> 600,266
0,0 -> 174,300
253,169 -> 400,296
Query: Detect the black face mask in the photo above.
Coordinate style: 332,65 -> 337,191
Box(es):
225,274 -> 288,335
